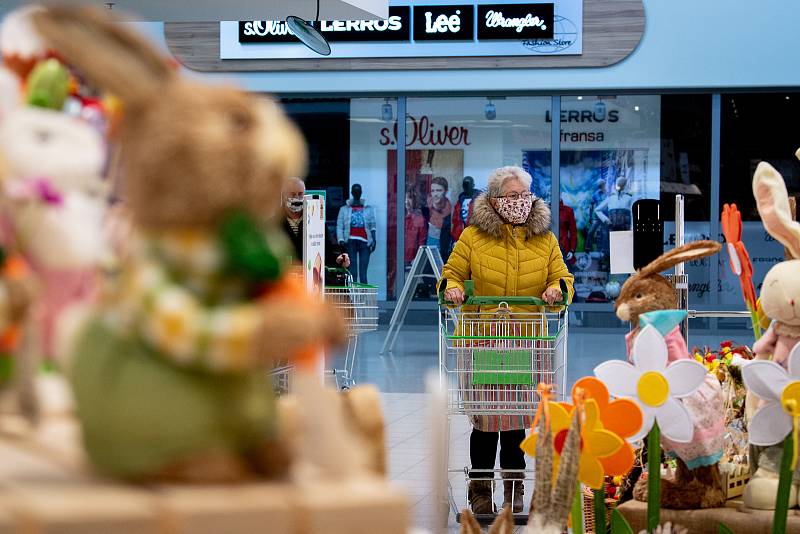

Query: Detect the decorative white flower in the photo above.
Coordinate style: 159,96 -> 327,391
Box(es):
742,342 -> 800,446
594,325 -> 706,443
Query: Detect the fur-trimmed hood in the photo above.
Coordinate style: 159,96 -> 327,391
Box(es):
469,193 -> 551,239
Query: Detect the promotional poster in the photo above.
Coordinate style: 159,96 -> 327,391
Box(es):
386,148 -> 464,298
524,148 -> 655,302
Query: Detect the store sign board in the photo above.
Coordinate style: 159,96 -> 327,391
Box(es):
239,6 -> 411,43
477,3 -> 554,40
412,4 -> 474,41
222,0 -> 582,59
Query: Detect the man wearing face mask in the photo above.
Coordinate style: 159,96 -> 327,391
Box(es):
281,177 -> 349,278
439,166 -> 574,515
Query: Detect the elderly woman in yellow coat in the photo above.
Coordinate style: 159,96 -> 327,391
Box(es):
441,166 -> 574,515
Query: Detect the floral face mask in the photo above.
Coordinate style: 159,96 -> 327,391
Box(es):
493,194 -> 534,224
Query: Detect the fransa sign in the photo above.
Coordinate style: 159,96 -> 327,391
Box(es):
240,3 -> 554,44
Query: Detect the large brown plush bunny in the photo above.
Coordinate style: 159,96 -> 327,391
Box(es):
32,7 -> 345,482
615,241 -> 730,510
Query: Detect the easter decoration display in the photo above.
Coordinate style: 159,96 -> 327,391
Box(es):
739,159 -> 800,531
596,324 -> 711,529
603,239 -> 727,512
0,4 -> 109,427
518,380 -> 642,534
29,6 -> 347,482
520,384 -> 582,534
721,203 -> 765,340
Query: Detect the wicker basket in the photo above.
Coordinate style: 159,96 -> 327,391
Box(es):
582,486 -> 616,534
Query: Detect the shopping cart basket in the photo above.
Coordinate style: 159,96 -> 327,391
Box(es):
324,268 -> 379,389
438,280 -> 569,524
267,362 -> 293,396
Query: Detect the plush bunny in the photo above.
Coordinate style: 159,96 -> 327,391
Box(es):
31,6 -> 345,482
751,161 -> 800,367
615,240 -> 728,509
0,7 -> 102,424
0,105 -> 108,365
742,160 -> 800,511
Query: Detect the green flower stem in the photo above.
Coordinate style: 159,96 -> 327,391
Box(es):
647,423 -> 661,533
594,487 -> 606,534
749,307 -> 762,341
572,481 -> 584,534
773,433 -> 794,534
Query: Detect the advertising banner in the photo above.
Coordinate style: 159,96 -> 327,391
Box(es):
303,194 -> 326,378
222,0 -> 582,59
304,195 -> 326,296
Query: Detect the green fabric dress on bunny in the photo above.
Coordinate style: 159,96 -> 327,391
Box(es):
70,214 -> 292,478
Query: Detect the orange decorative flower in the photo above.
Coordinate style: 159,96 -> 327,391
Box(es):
520,377 -> 643,489
722,203 -> 757,309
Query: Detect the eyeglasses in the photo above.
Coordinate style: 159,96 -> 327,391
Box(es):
497,192 -> 533,200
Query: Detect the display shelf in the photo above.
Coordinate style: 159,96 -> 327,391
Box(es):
0,415 -> 409,534
617,498 -> 800,534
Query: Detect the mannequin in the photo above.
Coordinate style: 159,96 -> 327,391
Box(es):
585,178 -> 607,251
559,199 -> 577,267
594,176 -> 635,231
336,183 -> 376,284
451,176 -> 482,243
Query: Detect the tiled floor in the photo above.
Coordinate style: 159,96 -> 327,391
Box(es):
327,322 -> 754,532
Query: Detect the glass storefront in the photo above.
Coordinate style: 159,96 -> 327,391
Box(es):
282,91 -> 798,312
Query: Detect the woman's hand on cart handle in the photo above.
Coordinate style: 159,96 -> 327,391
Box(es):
542,286 -> 563,306
336,253 -> 351,268
444,287 -> 465,306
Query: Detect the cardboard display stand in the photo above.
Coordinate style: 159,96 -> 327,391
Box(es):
304,193 -> 326,380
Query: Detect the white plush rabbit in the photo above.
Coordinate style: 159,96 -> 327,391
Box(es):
742,159 -> 800,511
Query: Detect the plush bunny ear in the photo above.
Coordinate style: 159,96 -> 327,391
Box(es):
639,240 -> 722,277
31,7 -> 173,103
754,161 -> 800,259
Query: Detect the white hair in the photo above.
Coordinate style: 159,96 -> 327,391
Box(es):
486,166 -> 533,198
281,176 -> 305,196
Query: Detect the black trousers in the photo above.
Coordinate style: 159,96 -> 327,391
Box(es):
469,427 -> 526,479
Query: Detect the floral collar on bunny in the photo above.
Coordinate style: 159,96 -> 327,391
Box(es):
4,176 -> 63,206
107,212 -> 294,372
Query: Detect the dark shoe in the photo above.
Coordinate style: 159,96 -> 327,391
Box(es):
468,480 -> 495,515
502,476 -> 524,514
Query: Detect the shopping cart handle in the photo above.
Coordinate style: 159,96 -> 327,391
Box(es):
438,279 -> 569,307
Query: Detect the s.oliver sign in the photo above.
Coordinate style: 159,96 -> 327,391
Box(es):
240,6 -> 411,43
223,1 -> 582,59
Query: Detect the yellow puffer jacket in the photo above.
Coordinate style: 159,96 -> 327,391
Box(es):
441,194 -> 574,311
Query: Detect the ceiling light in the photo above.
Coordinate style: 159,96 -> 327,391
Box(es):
594,100 -> 606,120
485,98 -> 496,120
286,0 -> 330,56
634,105 -> 640,111
577,96 -> 583,100
381,98 -> 393,121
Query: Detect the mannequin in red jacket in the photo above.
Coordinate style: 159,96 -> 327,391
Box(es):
560,200 -> 577,266
451,176 -> 481,243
